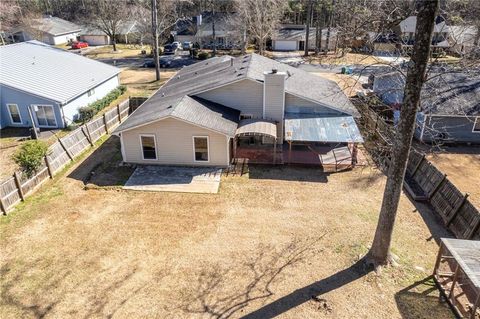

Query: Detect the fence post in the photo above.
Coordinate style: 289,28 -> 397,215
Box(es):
58,137 -> 74,161
45,156 -> 53,178
0,198 -> 6,215
84,123 -> 94,144
428,174 -> 447,199
410,155 -> 425,178
82,125 -> 94,146
446,193 -> 469,227
13,172 -> 25,201
103,113 -> 109,134
117,104 -> 122,123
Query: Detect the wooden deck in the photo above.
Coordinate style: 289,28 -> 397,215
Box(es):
234,143 -> 365,171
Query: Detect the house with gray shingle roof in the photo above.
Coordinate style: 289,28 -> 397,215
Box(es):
0,41 -> 121,129
7,16 -> 81,45
114,53 -> 363,168
372,71 -> 480,144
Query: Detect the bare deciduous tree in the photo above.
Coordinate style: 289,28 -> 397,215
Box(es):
87,0 -> 131,51
235,0 -> 288,55
367,0 -> 440,268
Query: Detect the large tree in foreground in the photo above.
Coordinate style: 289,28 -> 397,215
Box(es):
367,0 -> 439,267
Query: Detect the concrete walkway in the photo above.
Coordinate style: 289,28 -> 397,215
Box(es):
123,166 -> 222,194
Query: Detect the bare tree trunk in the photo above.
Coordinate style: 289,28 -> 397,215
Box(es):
304,0 -> 312,56
151,0 -> 160,81
324,0 -> 335,55
367,0 -> 439,267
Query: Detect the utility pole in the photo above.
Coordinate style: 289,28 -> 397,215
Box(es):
304,0 -> 313,57
325,0 -> 335,55
212,2 -> 216,57
151,0 -> 160,81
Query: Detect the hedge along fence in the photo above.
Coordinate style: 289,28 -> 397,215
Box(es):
0,98 -> 134,215
405,149 -> 480,240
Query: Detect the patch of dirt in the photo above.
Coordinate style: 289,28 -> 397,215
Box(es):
120,68 -> 175,96
426,148 -> 480,208
0,138 -> 454,318
306,52 -> 382,65
312,72 -> 364,97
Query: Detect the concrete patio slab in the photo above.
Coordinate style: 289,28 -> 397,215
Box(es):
123,166 -> 222,194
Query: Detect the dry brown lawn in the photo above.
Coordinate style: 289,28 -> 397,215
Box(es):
0,136 -> 454,319
312,72 -> 363,97
426,147 -> 480,208
83,44 -> 149,59
120,68 -> 175,96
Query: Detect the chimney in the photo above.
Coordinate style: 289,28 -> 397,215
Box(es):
263,69 -> 286,144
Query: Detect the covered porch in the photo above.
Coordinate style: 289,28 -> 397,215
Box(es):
233,119 -> 282,164
283,114 -> 364,170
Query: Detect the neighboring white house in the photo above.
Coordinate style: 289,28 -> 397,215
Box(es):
449,25 -> 479,55
79,21 -> 141,46
7,16 -> 81,45
0,41 -> 121,129
272,24 -> 338,51
114,54 -> 363,168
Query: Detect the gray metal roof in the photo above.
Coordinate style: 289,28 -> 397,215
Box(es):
115,53 -> 359,134
0,41 -> 121,104
442,238 -> 480,289
236,119 -> 277,138
31,16 -> 81,35
284,114 -> 364,143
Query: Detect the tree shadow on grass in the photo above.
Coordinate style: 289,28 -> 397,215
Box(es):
240,257 -> 372,319
395,275 -> 454,319
177,235 -> 371,319
67,135 -> 135,187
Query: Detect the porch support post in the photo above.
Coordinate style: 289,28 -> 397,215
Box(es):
288,141 -> 292,164
273,138 -> 277,165
233,136 -> 237,159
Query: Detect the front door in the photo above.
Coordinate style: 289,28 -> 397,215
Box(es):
299,41 -> 305,51
33,105 -> 57,127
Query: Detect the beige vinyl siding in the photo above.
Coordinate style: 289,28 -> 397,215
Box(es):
195,79 -> 263,118
285,93 -> 344,115
121,117 -> 229,166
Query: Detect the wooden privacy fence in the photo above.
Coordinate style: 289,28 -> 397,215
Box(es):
0,99 -> 132,215
355,96 -> 480,241
405,150 -> 480,240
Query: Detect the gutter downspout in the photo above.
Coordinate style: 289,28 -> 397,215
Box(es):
59,102 -> 67,128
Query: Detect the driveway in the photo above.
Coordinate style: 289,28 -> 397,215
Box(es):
270,51 -> 305,66
123,165 -> 222,193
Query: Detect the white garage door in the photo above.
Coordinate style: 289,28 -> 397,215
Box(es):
81,35 -> 110,46
274,40 -> 297,51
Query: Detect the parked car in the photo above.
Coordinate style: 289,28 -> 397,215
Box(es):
143,57 -> 172,68
172,41 -> 181,48
71,41 -> 89,49
163,44 -> 178,55
182,41 -> 193,50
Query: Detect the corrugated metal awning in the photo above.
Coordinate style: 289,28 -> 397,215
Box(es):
284,114 -> 364,143
236,119 -> 277,139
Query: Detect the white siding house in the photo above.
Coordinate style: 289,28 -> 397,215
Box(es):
0,41 -> 121,129
8,16 -> 81,45
114,54 -> 363,167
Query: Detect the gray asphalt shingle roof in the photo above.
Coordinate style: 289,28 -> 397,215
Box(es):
373,70 -> 480,115
114,53 -> 359,134
32,16 -> 81,35
0,41 -> 121,104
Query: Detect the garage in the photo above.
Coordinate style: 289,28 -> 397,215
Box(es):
273,40 -> 297,51
79,34 -> 110,46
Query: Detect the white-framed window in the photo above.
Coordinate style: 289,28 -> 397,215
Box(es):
33,105 -> 57,127
88,89 -> 95,97
139,134 -> 157,160
193,136 -> 209,162
473,117 -> 480,133
7,104 -> 22,124
240,114 -> 253,120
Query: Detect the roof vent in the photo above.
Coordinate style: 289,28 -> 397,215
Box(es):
271,68 -> 278,74
162,93 -> 165,97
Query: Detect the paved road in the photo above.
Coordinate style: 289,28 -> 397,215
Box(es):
98,52 -> 196,69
